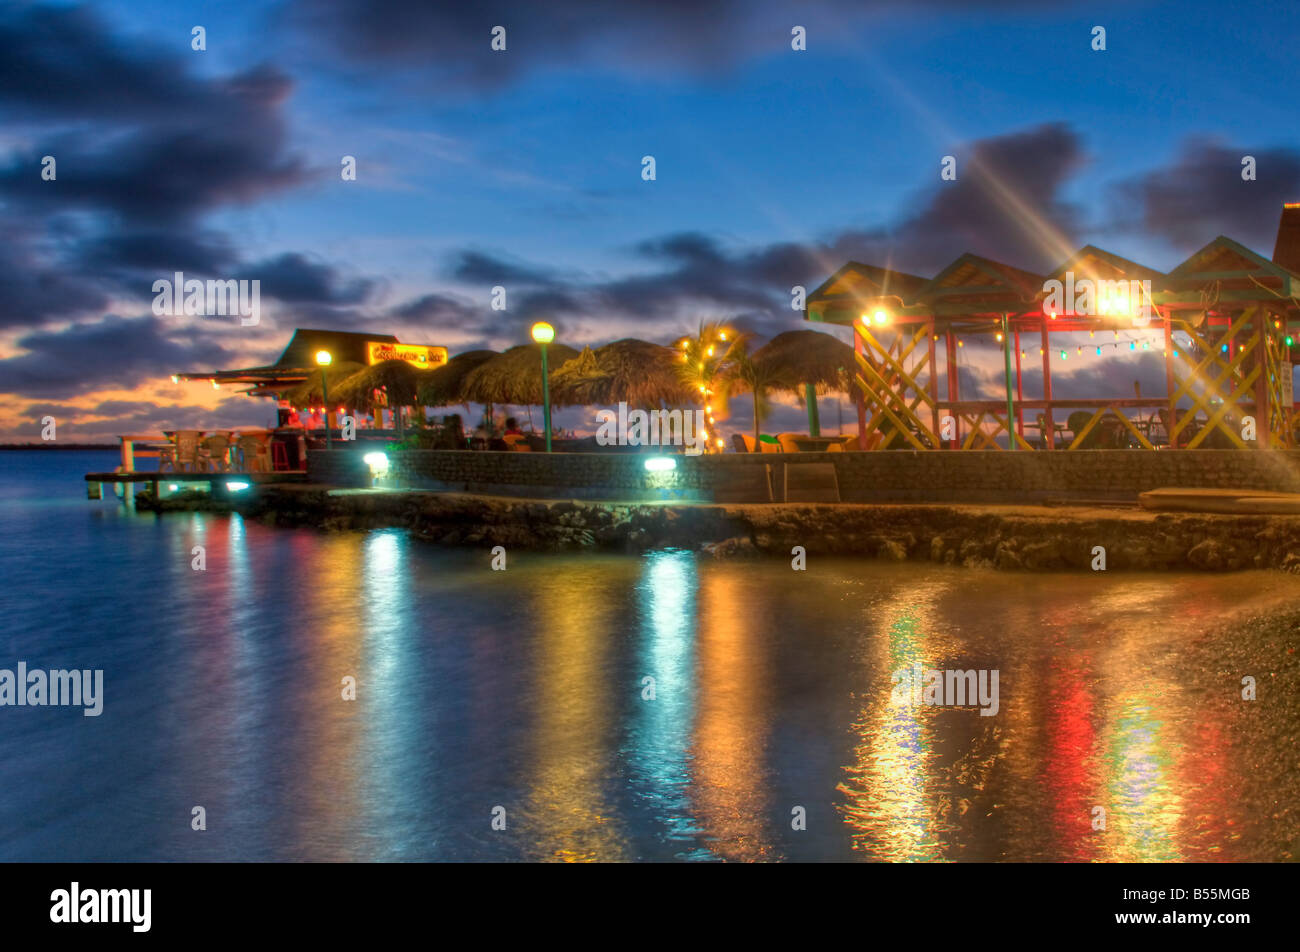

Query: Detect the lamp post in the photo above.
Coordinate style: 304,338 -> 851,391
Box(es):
531,322 -> 555,453
316,350 -> 332,448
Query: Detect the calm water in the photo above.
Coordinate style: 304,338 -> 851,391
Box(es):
1,449 -> 1298,861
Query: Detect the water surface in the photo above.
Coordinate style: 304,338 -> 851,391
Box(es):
2,450 -> 1297,861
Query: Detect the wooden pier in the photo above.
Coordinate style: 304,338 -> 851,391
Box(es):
85,471 -> 306,501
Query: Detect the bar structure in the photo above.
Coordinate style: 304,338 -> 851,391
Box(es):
806,209 -> 1300,451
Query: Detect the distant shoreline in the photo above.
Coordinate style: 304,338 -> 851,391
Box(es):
0,443 -> 117,450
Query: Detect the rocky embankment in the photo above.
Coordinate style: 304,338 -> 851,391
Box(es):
135,484 -> 1300,573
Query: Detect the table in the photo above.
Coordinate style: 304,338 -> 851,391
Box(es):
793,437 -> 845,452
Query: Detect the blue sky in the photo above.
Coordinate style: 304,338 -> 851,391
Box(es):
1,0 -> 1298,438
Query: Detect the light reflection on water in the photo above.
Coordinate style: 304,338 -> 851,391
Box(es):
2,453 -> 1299,861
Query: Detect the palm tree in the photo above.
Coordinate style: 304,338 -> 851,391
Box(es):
672,321 -> 743,452
728,346 -> 783,453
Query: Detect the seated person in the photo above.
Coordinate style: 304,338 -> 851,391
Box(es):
504,417 -> 523,436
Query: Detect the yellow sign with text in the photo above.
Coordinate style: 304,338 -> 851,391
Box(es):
366,342 -> 448,369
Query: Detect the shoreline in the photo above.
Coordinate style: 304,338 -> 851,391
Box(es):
133,484 -> 1300,572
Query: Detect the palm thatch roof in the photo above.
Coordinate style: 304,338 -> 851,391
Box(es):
752,329 -> 856,395
460,342 -> 580,406
332,359 -> 428,408
283,360 -> 365,406
551,339 -> 694,408
416,349 -> 498,406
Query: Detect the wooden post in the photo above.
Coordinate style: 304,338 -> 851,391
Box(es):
1041,319 -> 1054,449
1164,312 -> 1176,448
854,325 -> 868,449
1254,310 -> 1271,448
928,319 -> 939,442
1014,327 -> 1025,439
120,436 -> 134,473
945,329 -> 957,448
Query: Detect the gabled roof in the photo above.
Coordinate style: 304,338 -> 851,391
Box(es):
175,327 -> 405,394
1044,245 -> 1163,284
919,253 -> 1045,304
807,260 -> 929,305
1166,235 -> 1300,292
274,328 -> 399,369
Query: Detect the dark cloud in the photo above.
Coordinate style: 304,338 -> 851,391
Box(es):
1112,138 -> 1300,253
428,125 -> 1087,346
0,316 -> 235,397
0,232 -> 114,329
0,64 -> 310,223
11,396 -> 267,438
0,5 -> 316,334
448,250 -> 565,287
289,0 -> 1046,90
823,123 -> 1086,275
242,252 -> 375,305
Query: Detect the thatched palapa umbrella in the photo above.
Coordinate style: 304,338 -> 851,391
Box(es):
416,349 -> 498,407
282,360 -> 364,407
552,338 -> 694,408
751,329 -> 855,436
333,359 -> 429,436
461,342 -> 580,407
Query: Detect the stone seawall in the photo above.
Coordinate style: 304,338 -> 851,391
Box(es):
308,447 -> 1300,503
163,485 -> 1300,573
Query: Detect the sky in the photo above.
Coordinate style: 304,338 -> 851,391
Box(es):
1,0 -> 1298,440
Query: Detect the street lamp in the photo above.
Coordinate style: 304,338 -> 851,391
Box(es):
531,322 -> 555,453
315,350 -> 332,448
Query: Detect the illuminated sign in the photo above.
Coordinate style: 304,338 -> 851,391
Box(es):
366,342 -> 448,369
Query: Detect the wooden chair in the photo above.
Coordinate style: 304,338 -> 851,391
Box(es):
236,435 -> 271,473
200,433 -> 232,472
731,433 -> 749,453
173,431 -> 201,472
157,441 -> 178,472
503,434 -> 531,452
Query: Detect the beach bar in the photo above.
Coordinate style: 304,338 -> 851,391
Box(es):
807,204 -> 1300,451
